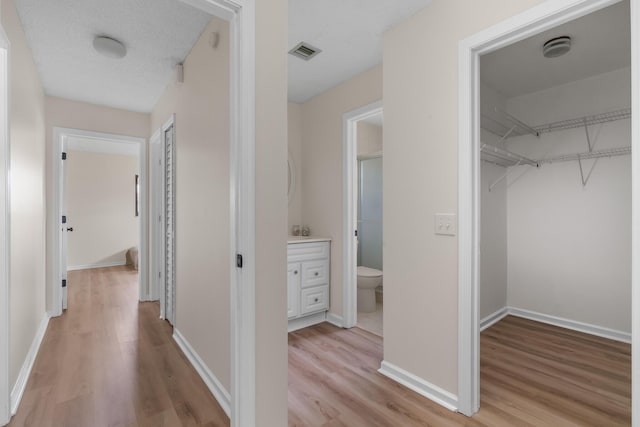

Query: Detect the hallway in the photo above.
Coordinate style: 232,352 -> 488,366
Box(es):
9,266 -> 229,427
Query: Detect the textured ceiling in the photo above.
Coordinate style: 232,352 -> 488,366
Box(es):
288,0 -> 431,103
481,0 -> 630,99
15,0 -> 211,112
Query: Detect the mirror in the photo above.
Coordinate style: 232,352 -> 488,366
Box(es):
288,152 -> 296,205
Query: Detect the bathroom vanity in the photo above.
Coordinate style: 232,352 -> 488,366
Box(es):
287,237 -> 331,332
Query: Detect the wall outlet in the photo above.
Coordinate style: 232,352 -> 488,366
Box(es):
435,213 -> 456,236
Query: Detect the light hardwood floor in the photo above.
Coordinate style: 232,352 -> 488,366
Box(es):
9,266 -> 229,427
288,317 -> 631,426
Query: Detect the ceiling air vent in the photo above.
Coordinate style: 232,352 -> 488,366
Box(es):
289,42 -> 322,61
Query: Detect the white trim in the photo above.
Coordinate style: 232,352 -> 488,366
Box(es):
0,25 -> 9,426
326,312 -> 344,328
457,0 -> 630,417
378,361 -> 458,412
287,312 -> 327,333
178,2 -> 256,426
66,260 -> 128,271
51,127 -> 148,313
10,314 -> 49,416
507,307 -> 632,344
173,328 -> 231,417
342,100 -> 383,329
479,307 -> 509,332
66,135 -> 140,157
632,0 -> 640,422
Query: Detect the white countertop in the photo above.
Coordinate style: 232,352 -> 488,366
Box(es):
287,236 -> 331,244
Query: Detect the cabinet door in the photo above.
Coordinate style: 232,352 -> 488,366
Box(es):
287,262 -> 301,319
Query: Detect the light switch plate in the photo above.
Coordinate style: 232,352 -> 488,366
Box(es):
435,213 -> 456,236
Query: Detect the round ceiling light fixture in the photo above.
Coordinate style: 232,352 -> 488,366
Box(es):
542,36 -> 572,58
93,36 -> 127,59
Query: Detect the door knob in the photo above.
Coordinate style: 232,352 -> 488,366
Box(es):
66,227 -> 74,232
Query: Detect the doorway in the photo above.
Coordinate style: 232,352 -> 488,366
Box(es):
342,101 -> 383,330
458,0 -> 639,417
52,128 -> 146,312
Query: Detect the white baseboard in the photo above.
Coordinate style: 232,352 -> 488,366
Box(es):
172,329 -> 230,417
288,311 -> 327,333
326,312 -> 344,328
480,307 -> 509,332
67,260 -> 127,271
378,360 -> 458,411
11,314 -> 50,415
507,307 -> 631,344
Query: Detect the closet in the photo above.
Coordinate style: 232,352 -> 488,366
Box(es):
479,1 -> 631,345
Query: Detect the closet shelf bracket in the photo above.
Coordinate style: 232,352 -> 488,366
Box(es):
489,160 -> 521,192
577,155 -> 598,187
481,143 -> 539,168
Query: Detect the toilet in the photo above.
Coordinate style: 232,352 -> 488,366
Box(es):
357,266 -> 383,313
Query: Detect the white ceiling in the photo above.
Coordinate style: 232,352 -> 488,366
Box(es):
481,0 -> 630,99
288,0 -> 431,103
15,0 -> 211,113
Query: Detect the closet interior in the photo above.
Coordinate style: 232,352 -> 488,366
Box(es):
478,0 -> 631,421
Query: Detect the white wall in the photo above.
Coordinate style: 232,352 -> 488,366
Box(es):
357,121 -> 383,157
45,97 -> 150,311
383,0 -> 545,396
480,83 -> 509,319
66,151 -> 139,268
504,68 -> 631,333
3,0 -> 47,390
300,65 -> 382,317
254,0 -> 289,422
288,102 -> 303,231
151,16 -> 231,392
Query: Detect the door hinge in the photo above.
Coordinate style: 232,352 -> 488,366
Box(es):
62,279 -> 67,288
236,254 -> 243,268
62,152 -> 67,160
62,215 -> 67,224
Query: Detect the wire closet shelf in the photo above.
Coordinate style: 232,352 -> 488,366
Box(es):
480,107 -> 632,168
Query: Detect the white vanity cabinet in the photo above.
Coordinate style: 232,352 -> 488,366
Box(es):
287,239 -> 330,325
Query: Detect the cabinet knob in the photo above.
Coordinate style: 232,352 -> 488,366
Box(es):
314,272 -> 319,276
294,270 -> 298,275
314,298 -> 319,303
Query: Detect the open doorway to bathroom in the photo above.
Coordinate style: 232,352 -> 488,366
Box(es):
355,113 -> 383,336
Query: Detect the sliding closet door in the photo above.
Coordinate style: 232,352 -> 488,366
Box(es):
164,123 -> 176,325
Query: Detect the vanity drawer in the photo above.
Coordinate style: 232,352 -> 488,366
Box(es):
287,241 -> 329,262
300,285 -> 329,315
301,260 -> 329,288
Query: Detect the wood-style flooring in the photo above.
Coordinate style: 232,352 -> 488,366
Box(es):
9,266 -> 229,427
288,316 -> 631,426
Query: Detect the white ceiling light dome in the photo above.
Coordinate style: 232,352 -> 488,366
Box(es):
542,36 -> 572,58
93,36 -> 127,59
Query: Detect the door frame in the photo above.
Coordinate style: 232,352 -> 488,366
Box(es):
457,0 -> 637,417
50,127 -> 147,315
342,100 -> 383,328
0,24 -> 10,427
176,1 -> 256,426
149,128 -> 162,304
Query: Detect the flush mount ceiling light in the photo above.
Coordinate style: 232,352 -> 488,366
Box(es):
93,36 -> 127,59
542,36 -> 572,58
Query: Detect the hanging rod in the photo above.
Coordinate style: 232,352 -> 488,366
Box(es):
533,108 -> 631,134
481,143 -> 539,168
540,146 -> 631,164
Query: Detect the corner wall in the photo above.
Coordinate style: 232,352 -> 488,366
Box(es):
44,96 -> 150,310
300,65 -> 382,318
383,0 -> 544,396
151,16 -> 231,393
2,0 -> 46,391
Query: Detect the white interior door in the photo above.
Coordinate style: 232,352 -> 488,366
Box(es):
164,122 -> 176,325
61,144 -> 68,310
